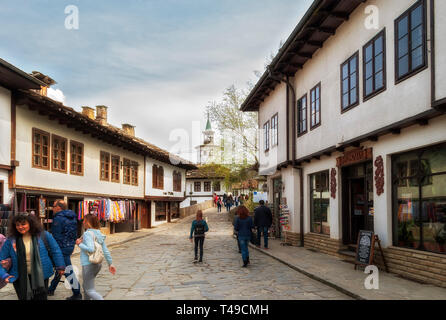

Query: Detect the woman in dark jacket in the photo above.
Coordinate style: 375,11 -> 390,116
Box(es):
234,206 -> 253,267
0,213 -> 65,300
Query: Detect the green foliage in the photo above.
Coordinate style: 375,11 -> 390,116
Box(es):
205,85 -> 258,163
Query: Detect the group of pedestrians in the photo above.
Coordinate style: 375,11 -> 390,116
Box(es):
190,199 -> 272,268
214,193 -> 246,213
0,200 -> 115,300
233,200 -> 272,267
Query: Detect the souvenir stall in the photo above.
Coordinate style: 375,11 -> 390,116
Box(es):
77,199 -> 139,235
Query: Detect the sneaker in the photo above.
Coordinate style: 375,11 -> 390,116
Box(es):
66,294 -> 83,300
264,247 -> 269,250
198,259 -> 203,263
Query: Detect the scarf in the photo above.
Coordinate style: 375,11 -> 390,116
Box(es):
16,235 -> 46,300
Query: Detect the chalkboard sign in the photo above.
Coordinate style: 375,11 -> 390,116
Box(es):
355,230 -> 375,266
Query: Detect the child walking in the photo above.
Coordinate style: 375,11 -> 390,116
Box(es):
189,210 -> 209,263
76,214 -> 116,300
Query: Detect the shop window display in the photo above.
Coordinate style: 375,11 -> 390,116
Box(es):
310,171 -> 330,235
393,143 -> 446,254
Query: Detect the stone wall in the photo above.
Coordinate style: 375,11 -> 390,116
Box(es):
180,200 -> 214,219
283,231 -> 301,246
372,246 -> 446,289
303,233 -> 344,258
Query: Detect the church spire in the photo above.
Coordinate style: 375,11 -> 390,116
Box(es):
205,112 -> 212,131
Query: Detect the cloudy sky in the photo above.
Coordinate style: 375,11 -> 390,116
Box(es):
0,0 -> 312,161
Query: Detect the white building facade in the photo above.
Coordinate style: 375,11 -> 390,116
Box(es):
242,0 -> 446,287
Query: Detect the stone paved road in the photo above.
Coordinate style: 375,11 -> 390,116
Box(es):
0,208 -> 350,300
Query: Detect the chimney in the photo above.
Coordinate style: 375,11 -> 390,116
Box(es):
95,105 -> 108,126
82,106 -> 95,120
30,71 -> 56,97
122,124 -> 135,137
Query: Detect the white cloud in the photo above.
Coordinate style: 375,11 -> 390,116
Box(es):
47,88 -> 66,103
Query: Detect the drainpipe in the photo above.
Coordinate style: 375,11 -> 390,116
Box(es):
267,67 -> 302,245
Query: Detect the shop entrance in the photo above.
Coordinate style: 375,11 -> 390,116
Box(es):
342,162 -> 374,245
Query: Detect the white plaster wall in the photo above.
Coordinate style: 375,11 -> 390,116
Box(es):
372,114 -> 446,247
0,86 -> 11,166
145,158 -> 186,198
15,105 -> 144,198
280,166 -> 301,234
434,0 -> 446,100
302,157 -> 340,239
258,82 -> 287,176
0,169 -> 13,205
294,0 -> 432,159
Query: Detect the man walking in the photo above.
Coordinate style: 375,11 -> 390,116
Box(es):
48,199 -> 82,300
254,200 -> 273,249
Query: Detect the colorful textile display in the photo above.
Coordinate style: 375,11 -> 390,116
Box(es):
78,199 -> 136,223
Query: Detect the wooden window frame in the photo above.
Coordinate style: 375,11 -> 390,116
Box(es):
204,181 -> 211,192
111,155 -> 120,183
271,113 -> 279,147
70,141 -> 84,176
297,94 -> 308,136
152,165 -> 158,189
340,51 -> 360,113
123,158 -> 131,185
263,120 -> 270,152
158,166 -> 164,189
194,181 -> 201,192
310,83 -> 322,130
395,0 -> 428,84
173,171 -> 182,192
51,134 -> 67,173
32,128 -> 50,170
131,161 -> 138,186
0,180 -> 3,205
214,181 -> 221,192
100,151 -> 111,181
363,29 -> 387,102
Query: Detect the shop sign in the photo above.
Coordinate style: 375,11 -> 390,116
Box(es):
336,148 -> 373,168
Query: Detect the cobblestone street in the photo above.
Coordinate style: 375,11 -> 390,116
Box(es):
0,208 -> 350,300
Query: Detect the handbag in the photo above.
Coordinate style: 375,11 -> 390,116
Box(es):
250,229 -> 259,246
87,231 -> 104,264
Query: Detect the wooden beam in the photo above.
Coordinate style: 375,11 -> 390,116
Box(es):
307,40 -> 323,48
391,128 -> 401,135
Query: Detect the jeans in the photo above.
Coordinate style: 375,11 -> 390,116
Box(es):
82,264 -> 103,300
238,235 -> 250,262
13,276 -> 49,300
217,205 -> 221,212
48,254 -> 81,295
257,227 -> 269,248
194,237 -> 204,260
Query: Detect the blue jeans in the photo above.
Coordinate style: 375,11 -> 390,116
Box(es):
48,254 -> 81,295
238,235 -> 250,262
257,227 -> 269,248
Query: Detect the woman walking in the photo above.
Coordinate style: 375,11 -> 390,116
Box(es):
234,206 -> 253,267
189,210 -> 209,263
76,214 -> 116,300
0,213 -> 65,300
217,197 -> 222,213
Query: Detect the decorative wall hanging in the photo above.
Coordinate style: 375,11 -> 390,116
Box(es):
330,168 -> 337,199
374,156 -> 384,196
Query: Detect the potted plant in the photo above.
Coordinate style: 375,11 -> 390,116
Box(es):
398,220 -> 415,247
433,225 -> 446,253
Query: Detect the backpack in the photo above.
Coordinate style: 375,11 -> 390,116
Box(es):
194,221 -> 206,237
87,231 -> 104,264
